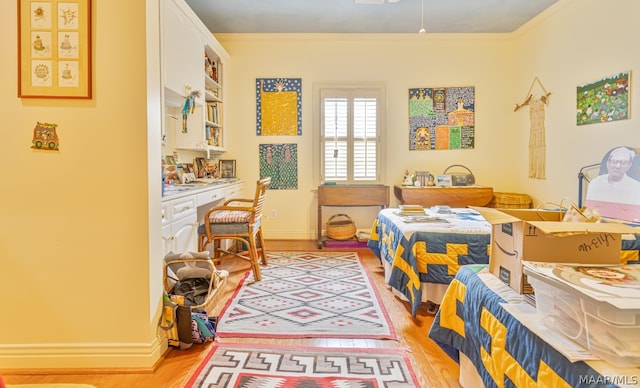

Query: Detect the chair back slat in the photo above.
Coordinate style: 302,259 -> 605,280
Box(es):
252,177 -> 271,218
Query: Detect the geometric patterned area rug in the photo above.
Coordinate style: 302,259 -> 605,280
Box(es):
215,251 -> 395,339
184,343 -> 419,388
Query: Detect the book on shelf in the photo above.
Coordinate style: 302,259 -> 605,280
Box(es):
206,103 -> 219,124
206,126 -> 222,147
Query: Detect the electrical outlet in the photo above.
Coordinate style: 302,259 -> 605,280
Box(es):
271,209 -> 278,219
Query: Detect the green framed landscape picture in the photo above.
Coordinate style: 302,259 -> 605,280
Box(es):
577,71 -> 630,126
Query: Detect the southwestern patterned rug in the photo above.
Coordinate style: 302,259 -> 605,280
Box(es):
215,251 -> 395,339
184,343 -> 419,388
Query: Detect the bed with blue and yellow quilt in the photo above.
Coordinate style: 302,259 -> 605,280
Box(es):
367,207 -> 491,316
428,264 -> 640,388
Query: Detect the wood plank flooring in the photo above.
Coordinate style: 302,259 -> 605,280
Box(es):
1,240 -> 461,387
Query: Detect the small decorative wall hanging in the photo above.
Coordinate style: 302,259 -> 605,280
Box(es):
515,76 -> 552,180
259,144 -> 298,189
31,122 -> 59,150
576,71 -> 630,126
182,88 -> 201,133
256,78 -> 302,136
408,86 -> 475,150
18,0 -> 92,99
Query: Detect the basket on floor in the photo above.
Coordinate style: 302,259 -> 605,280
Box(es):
487,192 -> 532,209
326,213 -> 357,240
163,251 -> 228,315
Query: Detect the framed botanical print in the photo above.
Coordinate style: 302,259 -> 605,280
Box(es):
18,0 -> 92,98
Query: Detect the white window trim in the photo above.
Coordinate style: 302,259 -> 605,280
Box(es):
312,82 -> 386,186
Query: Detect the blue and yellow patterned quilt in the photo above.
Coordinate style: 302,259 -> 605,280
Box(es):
428,265 -> 640,388
367,208 -> 491,316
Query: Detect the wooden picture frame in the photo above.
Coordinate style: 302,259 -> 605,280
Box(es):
219,159 -> 236,179
182,163 -> 194,175
195,157 -> 207,178
18,0 -> 92,99
436,174 -> 453,187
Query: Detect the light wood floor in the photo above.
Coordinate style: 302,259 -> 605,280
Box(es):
1,240 -> 461,387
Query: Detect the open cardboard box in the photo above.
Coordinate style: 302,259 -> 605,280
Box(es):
471,207 -> 639,293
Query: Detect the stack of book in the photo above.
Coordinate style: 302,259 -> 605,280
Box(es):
397,204 -> 425,216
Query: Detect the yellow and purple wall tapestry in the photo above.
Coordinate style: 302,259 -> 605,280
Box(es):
256,78 -> 302,136
259,143 -> 298,190
409,87 -> 475,150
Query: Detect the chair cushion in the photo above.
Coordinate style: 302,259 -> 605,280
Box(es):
209,210 -> 251,224
208,210 -> 252,223
198,222 -> 248,235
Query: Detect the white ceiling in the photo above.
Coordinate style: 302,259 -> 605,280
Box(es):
184,0 -> 559,34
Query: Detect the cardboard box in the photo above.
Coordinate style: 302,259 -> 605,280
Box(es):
472,207 -> 638,293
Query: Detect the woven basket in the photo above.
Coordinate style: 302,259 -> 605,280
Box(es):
163,257 -> 228,315
487,192 -> 532,209
326,213 -> 357,240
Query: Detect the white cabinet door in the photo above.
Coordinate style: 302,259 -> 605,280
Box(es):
162,0 -> 204,102
161,0 -> 229,154
172,214 -> 198,253
162,195 -> 198,255
162,216 -> 197,256
161,223 -> 173,258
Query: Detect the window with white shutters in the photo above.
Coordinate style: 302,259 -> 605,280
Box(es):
318,86 -> 383,184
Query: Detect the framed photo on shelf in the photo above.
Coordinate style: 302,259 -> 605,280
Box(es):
219,159 -> 236,178
18,0 -> 92,99
195,157 -> 207,178
436,174 -> 453,187
182,163 -> 194,174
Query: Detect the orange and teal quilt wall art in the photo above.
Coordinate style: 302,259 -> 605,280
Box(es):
409,86 -> 475,150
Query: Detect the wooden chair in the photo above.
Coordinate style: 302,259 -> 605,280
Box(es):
197,177 -> 270,281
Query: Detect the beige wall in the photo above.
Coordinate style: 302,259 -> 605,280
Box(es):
217,0 -> 640,239
1,0 -> 638,370
510,0 -> 640,204
217,33 -> 518,238
0,0 -> 165,369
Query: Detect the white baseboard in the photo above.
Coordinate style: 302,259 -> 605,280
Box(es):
263,229 -> 372,241
0,337 -> 166,370
263,229 -> 317,240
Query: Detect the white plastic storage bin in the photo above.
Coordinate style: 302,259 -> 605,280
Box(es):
526,269 -> 640,367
